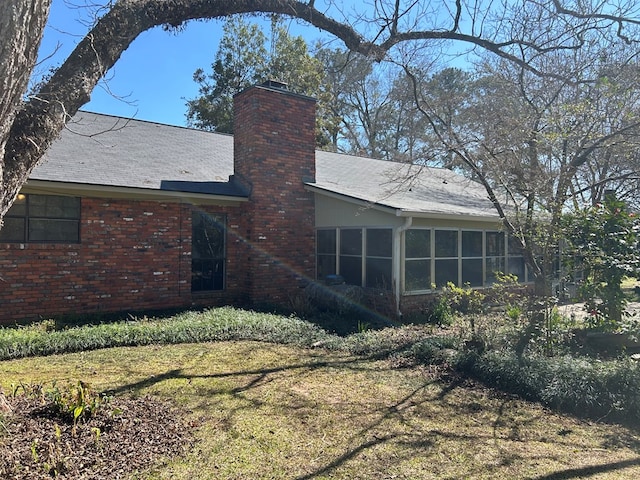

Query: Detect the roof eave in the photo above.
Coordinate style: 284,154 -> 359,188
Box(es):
395,209 -> 503,223
23,180 -> 248,206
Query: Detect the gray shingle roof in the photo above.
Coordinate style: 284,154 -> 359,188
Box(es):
31,112 -> 499,218
33,111 -> 241,196
313,151 -> 498,218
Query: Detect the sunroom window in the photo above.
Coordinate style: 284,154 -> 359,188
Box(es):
485,231 -> 505,284
317,229 -> 337,279
403,228 -> 526,293
339,229 -> 363,286
462,230 -> 483,286
365,229 -> 392,289
507,235 -> 527,283
316,227 -> 393,290
434,230 -> 458,287
404,229 -> 431,291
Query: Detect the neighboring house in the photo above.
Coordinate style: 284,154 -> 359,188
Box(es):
0,82 -> 526,324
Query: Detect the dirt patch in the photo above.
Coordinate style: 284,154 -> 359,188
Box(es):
0,394 -> 196,479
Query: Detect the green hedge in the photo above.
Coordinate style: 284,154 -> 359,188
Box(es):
0,307 -> 332,360
457,351 -> 640,423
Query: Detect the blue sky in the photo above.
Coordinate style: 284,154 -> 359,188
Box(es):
38,1 -> 331,126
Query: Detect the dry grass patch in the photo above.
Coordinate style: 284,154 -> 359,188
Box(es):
2,341 -> 640,479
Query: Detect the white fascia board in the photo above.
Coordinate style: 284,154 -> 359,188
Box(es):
22,180 -> 248,206
395,209 -> 502,224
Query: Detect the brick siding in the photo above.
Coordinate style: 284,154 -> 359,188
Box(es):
0,199 -> 249,324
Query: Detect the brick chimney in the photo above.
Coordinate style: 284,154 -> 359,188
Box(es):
233,81 -> 317,306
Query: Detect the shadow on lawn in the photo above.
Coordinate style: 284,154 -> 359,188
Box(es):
101,357 -> 443,477
532,458 -> 640,480
100,357 -> 640,479
102,357 -> 363,397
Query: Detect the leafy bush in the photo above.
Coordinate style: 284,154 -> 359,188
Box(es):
563,195 -> 640,330
404,296 -> 453,326
441,282 -> 485,315
430,296 -> 454,325
337,325 -> 450,357
406,336 -> 461,365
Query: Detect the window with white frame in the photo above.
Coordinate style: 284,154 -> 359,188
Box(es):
339,229 -> 363,286
507,235 -> 526,283
434,229 -> 458,287
462,230 -> 483,286
485,231 -> 505,284
317,229 -> 337,279
405,229 -> 431,291
316,227 -> 393,290
403,228 -> 526,292
365,228 -> 392,288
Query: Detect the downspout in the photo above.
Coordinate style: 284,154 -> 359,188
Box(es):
394,215 -> 413,318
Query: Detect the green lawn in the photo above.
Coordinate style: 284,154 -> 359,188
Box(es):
3,340 -> 640,479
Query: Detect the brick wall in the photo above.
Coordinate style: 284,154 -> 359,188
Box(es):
0,198 -> 246,324
233,84 -> 317,306
0,83 -> 320,323
399,293 -> 439,316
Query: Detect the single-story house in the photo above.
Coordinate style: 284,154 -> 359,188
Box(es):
0,81 -> 529,324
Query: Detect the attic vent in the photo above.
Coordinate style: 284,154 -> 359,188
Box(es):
261,79 -> 289,90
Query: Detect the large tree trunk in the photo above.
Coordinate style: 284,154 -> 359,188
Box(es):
0,0 -> 51,220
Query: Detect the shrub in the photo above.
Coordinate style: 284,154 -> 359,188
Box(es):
405,295 -> 453,326
457,351 -> 640,423
338,325 -> 437,357
441,282 -> 485,315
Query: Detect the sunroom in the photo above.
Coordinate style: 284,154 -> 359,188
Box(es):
307,152 -> 529,311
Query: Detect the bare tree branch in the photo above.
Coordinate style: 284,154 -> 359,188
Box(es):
552,0 -> 640,43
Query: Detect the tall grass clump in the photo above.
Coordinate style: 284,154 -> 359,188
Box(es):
0,307 -> 334,361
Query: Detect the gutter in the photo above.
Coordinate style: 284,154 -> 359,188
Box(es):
395,209 -> 501,223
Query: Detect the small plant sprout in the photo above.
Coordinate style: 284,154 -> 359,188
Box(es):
30,439 -> 39,463
92,426 -> 102,448
46,381 -> 111,434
